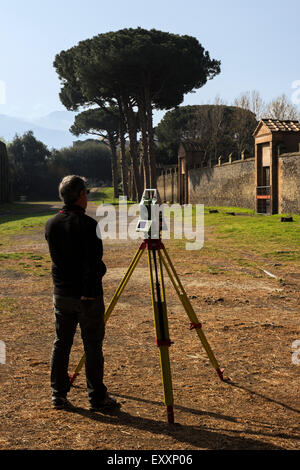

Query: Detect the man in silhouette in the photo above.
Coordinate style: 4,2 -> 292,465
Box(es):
45,175 -> 120,411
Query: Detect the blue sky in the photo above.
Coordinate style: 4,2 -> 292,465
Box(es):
1,0 -> 299,124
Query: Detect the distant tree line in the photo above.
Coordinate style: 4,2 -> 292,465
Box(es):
7,131 -> 112,199
233,90 -> 300,121
155,104 -> 257,165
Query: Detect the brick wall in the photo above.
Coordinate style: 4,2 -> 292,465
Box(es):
158,158 -> 255,209
158,153 -> 300,213
189,158 -> 255,208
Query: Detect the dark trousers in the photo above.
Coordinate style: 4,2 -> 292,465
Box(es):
51,295 -> 107,405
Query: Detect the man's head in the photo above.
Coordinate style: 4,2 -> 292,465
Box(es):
59,175 -> 89,209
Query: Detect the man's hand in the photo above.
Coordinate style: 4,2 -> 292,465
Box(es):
81,296 -> 96,300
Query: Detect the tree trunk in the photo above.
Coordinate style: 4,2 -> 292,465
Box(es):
131,163 -> 137,201
139,156 -> 145,191
122,96 -> 143,201
145,89 -> 157,188
108,135 -> 119,199
118,98 -> 128,197
119,128 -> 128,197
137,97 -> 150,188
127,166 -> 132,200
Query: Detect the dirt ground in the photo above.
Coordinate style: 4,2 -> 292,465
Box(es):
0,202 -> 299,450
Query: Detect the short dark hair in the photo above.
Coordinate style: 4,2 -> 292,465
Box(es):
59,175 -> 87,204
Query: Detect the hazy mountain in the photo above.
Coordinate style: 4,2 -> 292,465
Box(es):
31,110 -> 78,131
0,111 -> 85,149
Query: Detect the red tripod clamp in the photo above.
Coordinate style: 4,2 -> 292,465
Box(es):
69,372 -> 79,385
189,322 -> 202,330
140,239 -> 165,251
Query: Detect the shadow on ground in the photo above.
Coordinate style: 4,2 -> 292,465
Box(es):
65,404 -> 286,450
63,381 -> 300,450
0,202 -> 59,224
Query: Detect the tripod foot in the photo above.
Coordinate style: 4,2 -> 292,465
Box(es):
167,405 -> 174,424
69,373 -> 79,385
216,368 -> 225,381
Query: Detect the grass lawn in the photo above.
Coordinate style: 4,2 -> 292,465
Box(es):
200,206 -> 300,260
0,197 -> 299,279
1,198 -> 299,260
90,187 -> 136,205
0,202 -> 58,241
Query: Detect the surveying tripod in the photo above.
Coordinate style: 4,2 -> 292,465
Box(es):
69,237 -> 224,424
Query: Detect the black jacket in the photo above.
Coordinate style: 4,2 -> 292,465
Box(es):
45,204 -> 106,298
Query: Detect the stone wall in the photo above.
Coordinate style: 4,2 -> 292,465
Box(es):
158,152 -> 300,213
158,157 -> 255,209
188,158 -> 255,208
278,152 -> 300,214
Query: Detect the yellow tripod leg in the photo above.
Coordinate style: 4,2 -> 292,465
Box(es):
69,245 -> 145,385
160,248 -> 224,381
69,354 -> 86,384
148,249 -> 174,423
104,245 -> 145,323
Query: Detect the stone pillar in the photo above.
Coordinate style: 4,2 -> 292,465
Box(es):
270,140 -> 278,214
